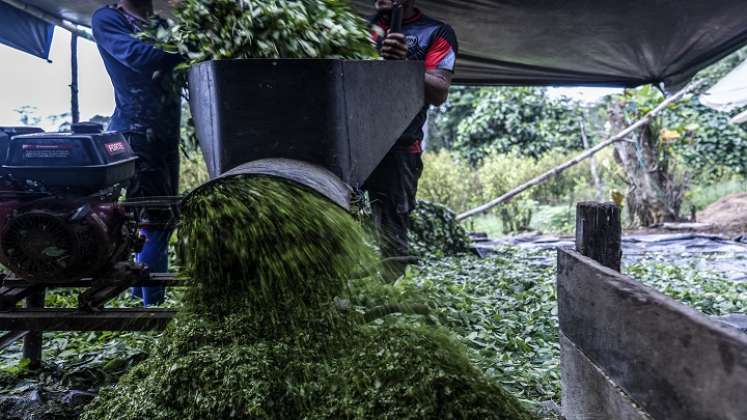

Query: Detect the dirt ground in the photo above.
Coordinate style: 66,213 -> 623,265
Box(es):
697,192 -> 747,235
630,193 -> 747,237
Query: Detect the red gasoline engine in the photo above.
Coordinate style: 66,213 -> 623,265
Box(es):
0,124 -> 172,283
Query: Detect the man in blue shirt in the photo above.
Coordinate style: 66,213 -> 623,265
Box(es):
92,0 -> 182,306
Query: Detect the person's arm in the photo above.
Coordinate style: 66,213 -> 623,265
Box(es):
380,25 -> 458,106
92,9 -> 181,75
423,25 -> 458,106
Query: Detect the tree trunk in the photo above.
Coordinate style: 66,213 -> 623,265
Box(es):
608,101 -> 686,226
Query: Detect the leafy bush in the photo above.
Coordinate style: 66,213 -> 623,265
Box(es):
418,150 -> 541,232
667,96 -> 747,180
417,148 -> 605,233
530,152 -> 594,204
418,149 -> 479,213
498,201 -> 536,233
477,150 -> 597,207
453,87 -> 583,165
530,205 -> 575,234
477,153 -> 536,202
475,152 -> 544,233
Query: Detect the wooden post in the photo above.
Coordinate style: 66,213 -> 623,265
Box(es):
70,32 -> 80,124
575,202 -> 622,272
22,288 -> 45,369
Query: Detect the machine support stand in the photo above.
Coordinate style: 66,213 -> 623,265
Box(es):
0,273 -> 183,365
78,284 -> 131,311
23,287 -> 45,370
0,331 -> 28,349
0,282 -> 39,310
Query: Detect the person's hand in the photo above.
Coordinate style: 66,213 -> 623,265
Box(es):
381,32 -> 408,60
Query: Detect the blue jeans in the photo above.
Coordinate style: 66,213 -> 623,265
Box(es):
121,130 -> 178,307
132,228 -> 170,306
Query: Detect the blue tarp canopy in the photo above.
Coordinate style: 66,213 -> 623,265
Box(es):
3,0 -> 747,89
0,1 -> 53,60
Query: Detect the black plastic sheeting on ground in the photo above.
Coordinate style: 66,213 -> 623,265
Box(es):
476,233 -> 747,282
8,0 -> 747,89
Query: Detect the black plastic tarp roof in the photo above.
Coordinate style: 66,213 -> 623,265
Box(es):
352,0 -> 747,90
6,0 -> 747,89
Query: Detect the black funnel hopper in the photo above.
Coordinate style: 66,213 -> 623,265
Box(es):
188,59 -> 424,188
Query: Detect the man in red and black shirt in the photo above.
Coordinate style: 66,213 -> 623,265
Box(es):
365,0 -> 458,280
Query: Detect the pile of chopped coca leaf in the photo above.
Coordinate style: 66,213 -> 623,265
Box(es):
409,200 -> 472,257
82,176 -> 535,420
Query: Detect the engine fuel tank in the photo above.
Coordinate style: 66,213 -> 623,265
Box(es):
2,123 -> 137,192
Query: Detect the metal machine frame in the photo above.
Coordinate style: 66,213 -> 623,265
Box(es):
0,197 -> 183,368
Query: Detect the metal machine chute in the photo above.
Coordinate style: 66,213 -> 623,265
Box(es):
194,159 -> 354,211
186,58 -> 423,209
188,59 -> 424,205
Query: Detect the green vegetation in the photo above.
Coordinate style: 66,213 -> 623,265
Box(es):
463,205 -> 577,238
82,176 -> 534,420
145,0 -> 374,67
421,76 -> 747,230
3,245 -> 744,419
417,148 -> 618,234
449,87 -> 584,164
622,87 -> 747,182
629,261 -> 747,315
351,248 -> 747,410
409,200 -> 472,258
420,45 -> 747,230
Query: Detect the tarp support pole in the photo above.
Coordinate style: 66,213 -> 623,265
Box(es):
70,33 -> 80,124
0,0 -> 94,42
